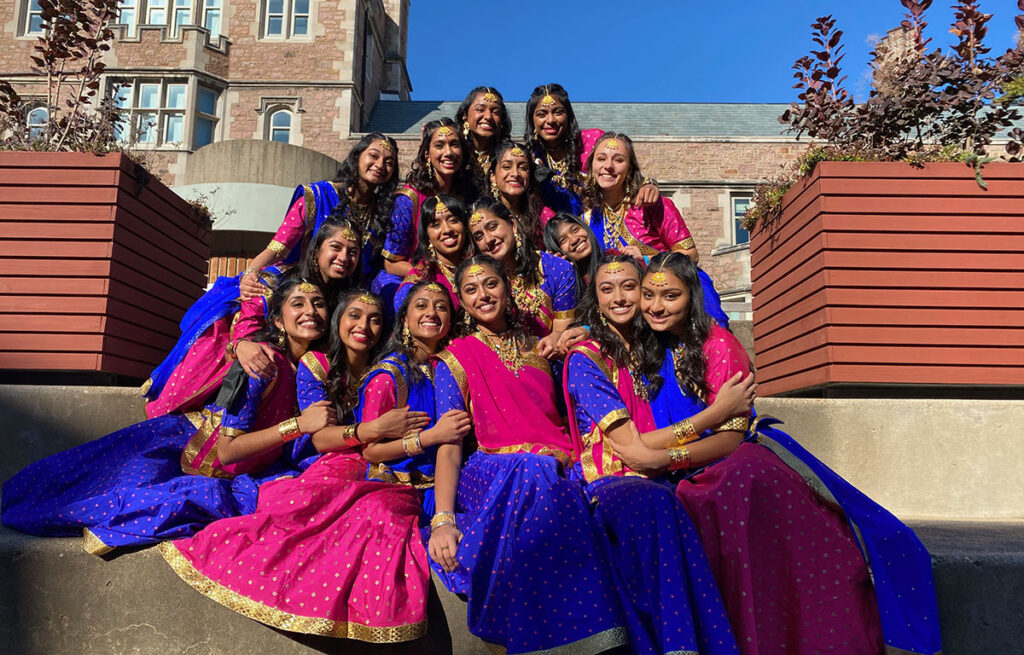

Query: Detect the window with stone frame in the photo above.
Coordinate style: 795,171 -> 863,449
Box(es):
731,192 -> 752,246
262,0 -> 310,39
268,109 -> 293,143
111,79 -> 188,146
193,85 -> 220,149
22,0 -> 45,35
26,106 -> 48,139
116,0 -> 223,38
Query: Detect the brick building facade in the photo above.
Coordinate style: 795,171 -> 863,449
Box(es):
2,0 -> 808,314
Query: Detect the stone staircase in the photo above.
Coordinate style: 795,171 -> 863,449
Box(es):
1,385 -> 1021,654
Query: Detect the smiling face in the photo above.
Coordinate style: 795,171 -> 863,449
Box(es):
458,264 -> 507,327
426,208 -> 466,260
337,298 -> 384,355
490,148 -> 530,199
470,209 -> 515,263
275,286 -> 329,347
640,268 -> 692,335
428,127 -> 463,178
591,138 -> 631,195
405,286 -> 452,350
595,262 -> 641,331
315,226 -> 360,281
358,139 -> 397,187
531,96 -> 568,148
555,220 -> 592,263
466,93 -> 501,143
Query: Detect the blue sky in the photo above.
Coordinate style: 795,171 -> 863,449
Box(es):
406,0 -> 1022,103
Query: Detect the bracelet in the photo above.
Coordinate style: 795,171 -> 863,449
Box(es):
402,431 -> 423,457
714,416 -> 751,433
640,176 -> 658,189
278,417 -> 302,442
431,511 -> 457,532
671,419 -> 698,446
668,446 -> 691,471
342,423 -> 361,448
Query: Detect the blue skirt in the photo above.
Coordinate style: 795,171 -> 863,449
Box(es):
583,474 -> 739,655
1,415 -> 282,553
431,451 -> 628,654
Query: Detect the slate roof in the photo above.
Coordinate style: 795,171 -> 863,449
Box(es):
364,101 -> 795,138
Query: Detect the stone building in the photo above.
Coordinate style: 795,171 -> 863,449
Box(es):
1,0 -> 806,317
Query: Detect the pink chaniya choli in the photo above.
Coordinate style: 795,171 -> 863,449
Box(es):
160,353 -> 436,644
144,294 -> 270,419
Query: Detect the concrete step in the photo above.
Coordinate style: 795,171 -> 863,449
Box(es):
1,521 -> 1021,654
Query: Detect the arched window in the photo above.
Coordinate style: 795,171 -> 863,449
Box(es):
26,107 -> 47,139
269,109 -> 291,143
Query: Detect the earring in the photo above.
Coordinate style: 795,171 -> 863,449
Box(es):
490,179 -> 500,198
462,121 -> 470,139
426,161 -> 434,179
402,325 -> 413,348
276,332 -> 286,348
599,313 -> 608,327
514,231 -> 523,249
312,258 -> 322,282
427,243 -> 437,260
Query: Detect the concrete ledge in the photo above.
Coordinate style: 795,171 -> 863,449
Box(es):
756,397 -> 1023,520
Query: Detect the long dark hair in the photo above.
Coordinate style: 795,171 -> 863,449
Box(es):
582,131 -> 644,210
248,273 -> 328,354
645,252 -> 712,400
299,218 -> 364,297
453,254 -> 524,339
488,140 -> 543,246
326,289 -> 386,416
542,212 -> 601,297
406,117 -> 477,199
332,132 -> 399,244
374,280 -> 453,384
524,83 -> 582,179
454,86 -> 512,145
469,196 -> 541,288
413,194 -> 471,283
576,254 -> 663,394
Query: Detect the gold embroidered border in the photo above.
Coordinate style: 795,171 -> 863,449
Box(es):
139,378 -> 152,395
220,427 -> 243,438
267,239 -> 288,256
367,463 -> 436,488
300,351 -> 328,384
569,345 -> 618,387
478,444 -> 572,468
580,429 -> 600,483
552,308 -> 576,321
713,416 -> 750,433
597,409 -> 630,433
82,528 -> 113,556
381,249 -> 404,262
435,350 -> 470,414
303,185 -> 316,228
510,626 -> 631,655
674,236 -> 696,251
180,408 -> 232,479
158,542 -> 428,642
395,186 -> 421,216
373,359 -> 409,407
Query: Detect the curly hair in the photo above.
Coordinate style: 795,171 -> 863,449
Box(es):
469,196 -> 541,288
405,117 -> 478,200
247,273 -> 328,354
326,289 -> 386,417
645,252 -> 712,400
542,212 -> 601,297
413,194 -> 471,284
524,83 -> 582,181
298,217 -> 364,298
575,254 -> 663,394
455,86 -> 511,193
373,279 -> 454,384
331,132 -> 399,245
453,254 -> 525,340
581,132 -> 645,211
488,140 -> 543,246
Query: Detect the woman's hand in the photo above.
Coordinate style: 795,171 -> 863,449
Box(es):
238,272 -> 265,301
429,524 -> 462,572
711,371 -> 757,419
557,326 -> 589,355
536,332 -> 562,359
621,245 -> 645,261
296,400 -> 337,435
364,406 -> 431,443
610,430 -> 666,477
422,410 -> 471,447
634,183 -> 660,208
234,340 -> 277,379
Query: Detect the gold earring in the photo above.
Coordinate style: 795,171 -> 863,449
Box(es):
599,313 -> 608,326
514,231 -> 523,249
427,243 -> 437,260
490,179 -> 500,198
276,332 -> 286,348
402,325 -> 412,348
462,121 -> 470,139
426,161 -> 434,179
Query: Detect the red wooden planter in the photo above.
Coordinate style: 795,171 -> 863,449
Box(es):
0,152 -> 210,380
750,161 -> 1024,396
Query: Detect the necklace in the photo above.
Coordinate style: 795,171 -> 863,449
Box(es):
479,330 -> 525,376
601,198 -> 632,251
671,343 -> 706,401
509,271 -> 544,322
625,352 -> 650,401
342,371 -> 362,413
436,259 -> 456,289
476,150 -> 491,174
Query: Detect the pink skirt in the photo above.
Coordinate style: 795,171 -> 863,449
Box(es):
145,317 -> 233,419
160,451 -> 431,642
675,442 -> 884,655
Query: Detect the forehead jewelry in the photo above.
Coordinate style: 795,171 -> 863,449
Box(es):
298,281 -> 318,294
434,196 -> 450,214
469,211 -> 485,228
605,261 -> 625,274
436,125 -> 454,138
540,93 -> 556,108
509,146 -> 525,157
604,138 -> 619,150
425,282 -> 445,294
482,91 -> 498,103
649,271 -> 668,287
339,225 -> 358,242
466,264 -> 486,279
358,293 -> 381,306
377,139 -> 393,151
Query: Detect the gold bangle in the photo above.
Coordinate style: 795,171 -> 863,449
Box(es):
671,419 -> 698,446
278,417 -> 302,442
342,424 -> 361,448
403,432 -> 423,456
714,416 -> 750,433
668,446 -> 691,470
431,511 -> 457,532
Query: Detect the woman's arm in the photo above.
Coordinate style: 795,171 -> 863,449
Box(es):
426,359 -> 468,571
218,400 -> 335,465
240,194 -> 307,299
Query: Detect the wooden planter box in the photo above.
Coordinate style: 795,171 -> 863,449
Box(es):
0,152 -> 210,380
750,161 -> 1024,396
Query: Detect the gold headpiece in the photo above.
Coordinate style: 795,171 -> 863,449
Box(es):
339,225 -> 358,242
605,261 -> 625,274
434,196 -> 449,214
509,146 -> 525,157
605,138 -> 619,150
358,293 -> 381,306
298,281 -> 318,294
377,139 -> 393,152
540,94 -> 556,108
424,282 -> 445,294
466,264 -> 485,278
436,125 -> 454,138
482,91 -> 498,103
469,211 -> 485,228
648,271 -> 668,287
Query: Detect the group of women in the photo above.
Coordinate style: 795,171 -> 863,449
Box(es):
1,84 -> 941,655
